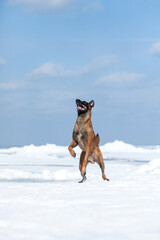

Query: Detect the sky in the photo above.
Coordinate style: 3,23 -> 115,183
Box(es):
0,0 -> 160,147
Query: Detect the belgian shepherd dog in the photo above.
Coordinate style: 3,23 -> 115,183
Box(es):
68,99 -> 109,183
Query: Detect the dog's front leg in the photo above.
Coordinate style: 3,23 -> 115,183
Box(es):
68,140 -> 78,158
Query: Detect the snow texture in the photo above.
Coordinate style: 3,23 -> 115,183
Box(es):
0,140 -> 160,240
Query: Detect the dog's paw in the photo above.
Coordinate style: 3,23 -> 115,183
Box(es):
102,175 -> 110,181
78,176 -> 87,183
71,151 -> 76,158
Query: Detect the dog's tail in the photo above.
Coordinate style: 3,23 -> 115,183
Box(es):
94,134 -> 100,146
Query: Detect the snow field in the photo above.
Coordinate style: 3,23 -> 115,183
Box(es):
0,141 -> 160,240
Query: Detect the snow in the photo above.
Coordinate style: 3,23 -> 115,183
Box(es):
0,140 -> 160,240
137,159 -> 160,174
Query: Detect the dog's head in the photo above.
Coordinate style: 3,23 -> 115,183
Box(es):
76,99 -> 94,116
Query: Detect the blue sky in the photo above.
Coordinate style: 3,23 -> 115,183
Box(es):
0,0 -> 160,147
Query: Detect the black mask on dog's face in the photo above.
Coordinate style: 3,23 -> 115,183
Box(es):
76,99 -> 94,116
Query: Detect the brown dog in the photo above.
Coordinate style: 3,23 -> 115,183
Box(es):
68,99 -> 110,183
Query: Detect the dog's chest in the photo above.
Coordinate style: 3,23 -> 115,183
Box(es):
73,129 -> 88,151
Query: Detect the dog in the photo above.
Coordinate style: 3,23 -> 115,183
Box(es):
68,99 -> 110,183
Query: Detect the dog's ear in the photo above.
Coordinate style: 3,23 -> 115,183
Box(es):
89,100 -> 94,108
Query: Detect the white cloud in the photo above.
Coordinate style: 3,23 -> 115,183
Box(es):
95,72 -> 147,86
0,82 -> 25,90
0,57 -> 6,65
84,1 -> 103,12
9,0 -> 78,12
148,41 -> 160,56
31,62 -> 66,78
30,55 -> 118,79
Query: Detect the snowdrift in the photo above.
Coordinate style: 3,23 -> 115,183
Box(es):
0,140 -> 160,157
137,158 -> 160,174
0,169 -> 80,181
0,140 -> 160,165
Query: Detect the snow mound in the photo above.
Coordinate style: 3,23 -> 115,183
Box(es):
137,159 -> 160,174
0,140 -> 160,157
0,169 -> 80,181
0,141 -> 160,164
101,140 -> 160,153
0,144 -> 71,158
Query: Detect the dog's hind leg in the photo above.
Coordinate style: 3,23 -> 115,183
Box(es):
94,148 -> 110,181
79,151 -> 87,183
79,151 -> 85,172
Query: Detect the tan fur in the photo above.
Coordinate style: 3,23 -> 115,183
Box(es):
68,101 -> 109,182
